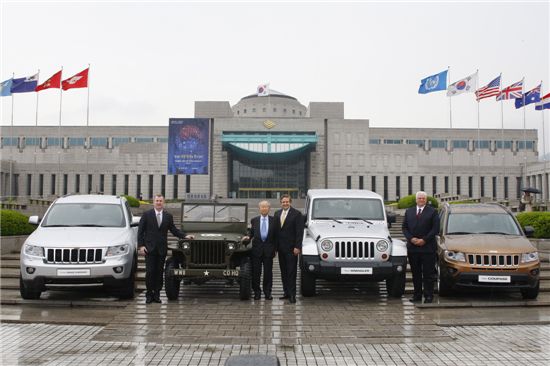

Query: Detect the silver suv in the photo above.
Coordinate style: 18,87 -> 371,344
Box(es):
20,195 -> 139,300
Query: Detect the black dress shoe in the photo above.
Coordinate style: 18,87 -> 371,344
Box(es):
424,297 -> 433,304
153,297 -> 162,303
265,294 -> 273,300
279,295 -> 290,300
409,295 -> 422,302
254,293 -> 261,300
288,296 -> 296,304
146,297 -> 153,304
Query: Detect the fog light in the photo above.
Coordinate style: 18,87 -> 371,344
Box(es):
321,253 -> 328,260
530,269 -> 539,276
26,267 -> 35,274
448,267 -> 458,275
396,265 -> 403,272
113,266 -> 123,274
308,265 -> 315,271
381,253 -> 388,260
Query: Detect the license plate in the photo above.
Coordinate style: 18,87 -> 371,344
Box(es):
341,267 -> 373,275
57,269 -> 90,277
478,275 -> 511,283
173,269 -> 186,276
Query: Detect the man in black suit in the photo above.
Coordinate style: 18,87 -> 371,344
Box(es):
274,194 -> 304,304
138,194 -> 193,304
243,200 -> 277,300
402,191 -> 440,303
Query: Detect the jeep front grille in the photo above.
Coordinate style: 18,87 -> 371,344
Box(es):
45,248 -> 103,264
467,254 -> 520,268
190,241 -> 226,265
334,241 -> 375,259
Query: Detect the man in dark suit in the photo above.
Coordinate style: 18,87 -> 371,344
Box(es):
402,191 -> 440,303
243,200 -> 277,300
274,194 -> 304,304
138,194 -> 193,304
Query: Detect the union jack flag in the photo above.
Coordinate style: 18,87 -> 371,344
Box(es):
475,75 -> 501,101
496,80 -> 523,101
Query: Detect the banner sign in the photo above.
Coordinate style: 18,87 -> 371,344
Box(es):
168,118 -> 209,175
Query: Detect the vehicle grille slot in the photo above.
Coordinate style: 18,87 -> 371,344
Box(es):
191,241 -> 225,265
334,241 -> 375,259
45,248 -> 103,264
467,253 -> 520,268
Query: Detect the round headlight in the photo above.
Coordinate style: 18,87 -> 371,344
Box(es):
182,242 -> 190,250
227,243 -> 235,250
376,240 -> 389,252
320,240 -> 333,251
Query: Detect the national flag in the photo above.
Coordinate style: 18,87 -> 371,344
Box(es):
10,73 -> 39,93
535,92 -> 550,110
0,78 -> 12,97
447,72 -> 478,97
62,68 -> 89,90
418,70 -> 448,94
475,75 -> 501,101
496,80 -> 523,101
515,84 -> 541,109
36,70 -> 62,92
257,83 -> 270,96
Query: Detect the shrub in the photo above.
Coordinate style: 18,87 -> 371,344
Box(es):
0,210 -> 36,236
516,212 -> 550,239
397,194 -> 439,209
123,195 -> 140,208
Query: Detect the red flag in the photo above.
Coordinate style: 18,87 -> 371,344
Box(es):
62,68 -> 89,90
35,70 -> 62,92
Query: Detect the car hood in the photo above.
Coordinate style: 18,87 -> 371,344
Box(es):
26,227 -> 131,247
443,234 -> 536,253
188,232 -> 245,242
308,220 -> 389,240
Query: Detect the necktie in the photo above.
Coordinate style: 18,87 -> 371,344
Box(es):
281,210 -> 287,226
261,217 -> 267,241
156,212 -> 162,227
417,208 -> 422,218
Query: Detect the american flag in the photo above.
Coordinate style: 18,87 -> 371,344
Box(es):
475,75 -> 501,101
496,80 -> 524,101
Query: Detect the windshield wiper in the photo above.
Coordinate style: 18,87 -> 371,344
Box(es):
314,217 -> 343,224
42,224 -> 72,227
478,231 -> 513,235
78,224 -> 107,227
446,231 -> 472,235
343,217 -> 374,225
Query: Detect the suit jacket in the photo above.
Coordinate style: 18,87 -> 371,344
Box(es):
274,206 -> 304,252
138,209 -> 186,256
402,205 -> 440,254
248,215 -> 277,258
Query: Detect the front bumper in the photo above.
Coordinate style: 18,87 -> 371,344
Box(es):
301,255 -> 407,281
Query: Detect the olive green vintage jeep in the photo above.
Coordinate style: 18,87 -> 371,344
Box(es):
164,202 -> 252,300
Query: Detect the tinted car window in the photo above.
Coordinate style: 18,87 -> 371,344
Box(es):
42,203 -> 125,228
446,213 -> 521,235
312,198 -> 384,220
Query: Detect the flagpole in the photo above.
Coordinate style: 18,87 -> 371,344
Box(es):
476,70 -> 481,200
9,72 -> 14,198
86,64 -> 91,192
86,63 -> 90,127
499,73 -> 505,201
448,66 -> 453,196
522,78 -> 527,190
34,69 -> 40,199
57,67 -> 64,197
541,82 -> 547,202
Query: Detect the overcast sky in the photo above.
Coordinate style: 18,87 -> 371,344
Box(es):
1,1 -> 549,152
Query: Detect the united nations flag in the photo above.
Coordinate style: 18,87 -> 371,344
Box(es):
418,70 -> 448,94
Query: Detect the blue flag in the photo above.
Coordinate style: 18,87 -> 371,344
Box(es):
0,78 -> 12,97
418,70 -> 448,94
11,74 -> 39,93
515,84 -> 541,109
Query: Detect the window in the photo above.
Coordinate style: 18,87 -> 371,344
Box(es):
68,137 -> 86,147
456,176 -> 461,195
135,137 -> 154,143
1,137 -> 19,147
173,175 -> 179,199
468,176 -> 473,198
384,139 -> 402,145
283,108 -> 287,113
26,174 -> 32,196
273,108 -> 277,112
492,176 -> 497,200
406,139 -> 424,146
474,140 -> 490,149
518,141 -> 534,150
75,174 -> 80,193
516,177 -> 522,198
25,137 -> 40,146
359,176 -> 364,190
47,137 -> 61,148
430,140 -> 447,149
444,176 -> 449,194
292,109 -> 296,114
495,140 -> 512,149
39,174 -> 44,196
99,174 -> 105,193
432,176 -> 437,196
112,174 -> 117,195
91,137 -> 108,147
369,139 -> 381,144
161,175 -> 166,197
243,109 -> 247,114
346,176 -> 352,189
63,174 -> 68,195
157,137 -> 168,143
149,175 -> 154,199
452,140 -> 468,149
124,175 -> 129,195
252,108 -> 256,112
186,175 -> 191,193
480,177 -> 485,197
504,177 -> 509,199
408,176 -> 413,196
371,176 -> 376,192
88,174 -> 93,194
112,137 -> 130,147
136,175 -> 141,198
396,176 -> 401,199
51,174 -> 56,195
383,176 -> 388,201
420,176 -> 425,192
262,108 -> 266,112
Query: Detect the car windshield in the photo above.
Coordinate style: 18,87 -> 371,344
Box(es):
311,198 -> 385,220
184,204 -> 246,222
42,203 -> 125,228
446,213 -> 521,235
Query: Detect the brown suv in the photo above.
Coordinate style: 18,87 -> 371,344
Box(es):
437,203 -> 540,299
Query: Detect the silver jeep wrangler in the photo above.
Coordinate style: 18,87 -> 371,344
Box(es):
300,189 -> 407,297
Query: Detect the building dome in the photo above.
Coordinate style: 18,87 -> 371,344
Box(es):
232,88 -> 307,118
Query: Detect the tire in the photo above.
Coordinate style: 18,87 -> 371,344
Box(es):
386,271 -> 405,298
19,275 -> 41,300
300,268 -> 316,297
521,280 -> 539,300
238,257 -> 251,300
164,257 -> 181,301
437,261 -> 453,297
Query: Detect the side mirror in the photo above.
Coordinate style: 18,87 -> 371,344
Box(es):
524,226 -> 535,238
28,216 -> 40,225
131,216 -> 141,227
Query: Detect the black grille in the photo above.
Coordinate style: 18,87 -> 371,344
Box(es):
45,248 -> 103,264
190,241 -> 226,265
334,241 -> 375,259
467,254 -> 520,267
